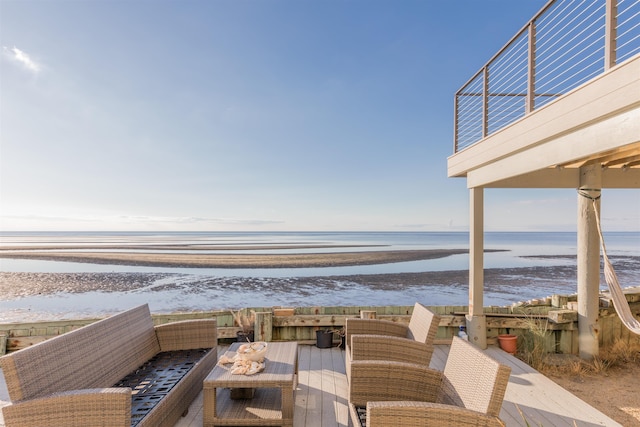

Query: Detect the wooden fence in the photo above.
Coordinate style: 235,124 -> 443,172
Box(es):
1,292 -> 639,355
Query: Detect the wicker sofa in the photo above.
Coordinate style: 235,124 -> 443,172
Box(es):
0,304 -> 217,427
344,302 -> 440,383
348,336 -> 512,426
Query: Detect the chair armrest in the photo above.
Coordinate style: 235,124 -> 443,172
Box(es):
2,388 -> 131,427
366,401 -> 506,427
155,319 -> 217,351
350,335 -> 434,365
349,360 -> 441,407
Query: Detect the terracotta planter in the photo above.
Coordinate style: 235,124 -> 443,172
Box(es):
498,334 -> 518,354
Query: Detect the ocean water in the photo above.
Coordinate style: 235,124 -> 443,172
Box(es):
0,231 -> 638,322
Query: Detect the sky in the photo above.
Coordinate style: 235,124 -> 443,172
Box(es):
1,0 -> 638,233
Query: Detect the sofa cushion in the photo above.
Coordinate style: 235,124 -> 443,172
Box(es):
115,348 -> 210,426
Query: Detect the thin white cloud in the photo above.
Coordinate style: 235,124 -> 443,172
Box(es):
2,46 -> 41,73
0,214 -> 286,232
115,216 -> 283,226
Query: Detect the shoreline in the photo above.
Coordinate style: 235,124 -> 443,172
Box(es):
0,248 -> 475,268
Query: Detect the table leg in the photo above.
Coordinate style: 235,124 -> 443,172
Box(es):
282,385 -> 294,427
203,386 -> 217,426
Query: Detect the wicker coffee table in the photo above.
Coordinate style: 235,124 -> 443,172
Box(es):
203,341 -> 298,426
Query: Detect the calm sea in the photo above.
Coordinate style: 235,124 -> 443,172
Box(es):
0,231 -> 638,321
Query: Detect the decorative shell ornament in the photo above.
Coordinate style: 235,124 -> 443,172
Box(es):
218,342 -> 268,375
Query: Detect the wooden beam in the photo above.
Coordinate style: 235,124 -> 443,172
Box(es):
465,109 -> 640,188
477,165 -> 640,189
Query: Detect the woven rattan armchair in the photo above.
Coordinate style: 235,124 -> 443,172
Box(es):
344,302 -> 440,382
348,337 -> 512,427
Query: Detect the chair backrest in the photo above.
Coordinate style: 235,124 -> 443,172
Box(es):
0,304 -> 160,402
437,336 -> 511,417
406,302 -> 440,345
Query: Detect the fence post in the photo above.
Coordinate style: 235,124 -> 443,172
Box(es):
254,312 -> 273,342
0,333 -> 6,355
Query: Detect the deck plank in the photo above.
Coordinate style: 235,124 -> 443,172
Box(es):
331,346 -> 350,427
294,344 -> 312,426
320,346 -> 338,426
0,343 -> 622,427
303,342 -> 324,427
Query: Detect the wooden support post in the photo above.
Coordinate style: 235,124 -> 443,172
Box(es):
254,312 -> 272,342
577,165 -> 602,360
468,187 -> 487,348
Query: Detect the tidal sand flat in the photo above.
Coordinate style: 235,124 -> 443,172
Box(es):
1,231 -> 638,322
1,256 -> 639,323
0,248 -> 469,268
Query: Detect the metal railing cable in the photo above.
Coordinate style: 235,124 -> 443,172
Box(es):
487,32 -> 528,134
454,0 -> 640,153
534,1 -> 605,109
617,0 -> 640,62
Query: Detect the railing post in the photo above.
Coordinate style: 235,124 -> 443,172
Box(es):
605,0 -> 617,69
526,21 -> 536,113
454,93 -> 459,152
482,67 -> 489,138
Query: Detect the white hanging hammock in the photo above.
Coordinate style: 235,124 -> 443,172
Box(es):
582,190 -> 640,335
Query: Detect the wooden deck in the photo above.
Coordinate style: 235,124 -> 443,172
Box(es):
0,344 -> 621,427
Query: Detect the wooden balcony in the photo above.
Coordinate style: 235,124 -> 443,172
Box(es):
448,54 -> 640,190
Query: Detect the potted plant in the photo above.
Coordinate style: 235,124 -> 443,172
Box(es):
316,328 -> 346,349
316,329 -> 334,348
498,333 -> 518,354
231,309 -> 256,342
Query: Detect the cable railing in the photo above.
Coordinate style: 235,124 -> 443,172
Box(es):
454,0 -> 640,153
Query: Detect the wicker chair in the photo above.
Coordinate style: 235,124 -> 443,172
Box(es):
348,337 -> 512,427
344,302 -> 440,382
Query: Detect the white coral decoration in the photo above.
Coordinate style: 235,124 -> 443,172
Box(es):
218,342 -> 268,375
230,309 -> 256,334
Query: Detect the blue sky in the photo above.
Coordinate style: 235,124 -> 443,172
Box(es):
1,0 -> 638,232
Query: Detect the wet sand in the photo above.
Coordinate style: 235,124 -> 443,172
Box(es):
0,248 -> 471,268
0,264 -> 586,299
